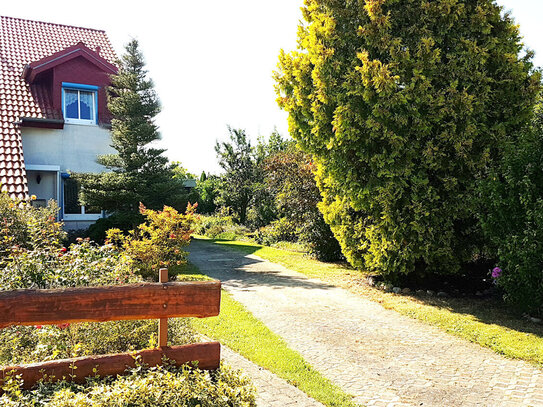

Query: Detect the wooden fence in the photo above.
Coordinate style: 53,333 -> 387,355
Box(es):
0,268 -> 221,389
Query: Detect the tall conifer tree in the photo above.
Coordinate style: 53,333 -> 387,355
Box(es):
78,40 -> 177,214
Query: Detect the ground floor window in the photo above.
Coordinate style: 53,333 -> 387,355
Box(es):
63,178 -> 100,215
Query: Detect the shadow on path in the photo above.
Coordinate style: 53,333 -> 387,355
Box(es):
188,239 -> 336,291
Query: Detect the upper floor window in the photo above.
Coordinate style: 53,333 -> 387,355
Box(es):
62,82 -> 99,125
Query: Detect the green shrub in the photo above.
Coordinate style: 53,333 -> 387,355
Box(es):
0,191 -> 65,255
0,362 -> 256,406
0,318 -> 195,366
106,204 -> 196,279
254,218 -> 297,246
275,0 -> 540,278
85,212 -> 144,244
479,110 -> 543,316
0,239 -> 138,290
195,214 -> 249,240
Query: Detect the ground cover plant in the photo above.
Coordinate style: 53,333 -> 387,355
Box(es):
0,362 -> 255,406
174,263 -> 356,407
201,237 -> 543,369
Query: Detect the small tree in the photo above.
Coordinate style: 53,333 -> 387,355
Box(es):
78,40 -> 178,215
215,127 -> 259,224
195,172 -> 221,214
265,146 -> 342,260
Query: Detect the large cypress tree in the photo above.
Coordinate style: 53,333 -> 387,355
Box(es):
78,39 -> 177,214
275,0 -> 540,278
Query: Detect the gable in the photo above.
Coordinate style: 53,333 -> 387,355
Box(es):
0,16 -> 117,199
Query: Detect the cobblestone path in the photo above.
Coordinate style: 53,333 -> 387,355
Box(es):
221,345 -> 323,406
189,239 -> 543,407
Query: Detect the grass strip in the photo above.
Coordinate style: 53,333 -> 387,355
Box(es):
174,262 -> 357,407
202,238 -> 543,368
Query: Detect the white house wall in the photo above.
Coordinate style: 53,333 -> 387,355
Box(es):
21,123 -> 114,172
26,170 -> 57,201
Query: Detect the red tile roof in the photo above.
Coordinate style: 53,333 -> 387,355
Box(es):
0,16 -> 116,199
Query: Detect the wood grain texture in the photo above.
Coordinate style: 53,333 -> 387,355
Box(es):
0,281 -> 221,328
158,268 -> 169,347
0,342 -> 221,390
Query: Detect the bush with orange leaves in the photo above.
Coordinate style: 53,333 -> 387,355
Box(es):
106,203 -> 197,279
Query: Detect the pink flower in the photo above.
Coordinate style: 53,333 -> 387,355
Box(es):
35,325 -> 42,329
492,267 -> 502,279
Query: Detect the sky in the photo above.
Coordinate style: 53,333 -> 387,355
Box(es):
1,1 -> 542,175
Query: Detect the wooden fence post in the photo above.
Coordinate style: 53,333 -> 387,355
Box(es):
158,268 -> 168,347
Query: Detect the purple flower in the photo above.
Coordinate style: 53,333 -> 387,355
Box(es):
492,267 -> 502,279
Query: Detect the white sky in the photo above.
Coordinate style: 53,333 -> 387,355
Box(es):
2,1 -> 541,175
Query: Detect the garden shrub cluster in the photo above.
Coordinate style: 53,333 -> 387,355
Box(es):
0,362 -> 255,406
272,0 -> 543,313
194,212 -> 250,241
198,132 -> 343,261
0,191 -> 256,404
0,191 -> 196,363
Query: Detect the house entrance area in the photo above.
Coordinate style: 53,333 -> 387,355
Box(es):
26,166 -> 103,230
26,167 -> 59,209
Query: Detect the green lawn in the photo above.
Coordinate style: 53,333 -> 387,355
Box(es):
196,237 -> 543,368
173,262 -> 357,407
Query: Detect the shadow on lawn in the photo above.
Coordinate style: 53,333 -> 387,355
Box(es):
187,238 -> 336,292
413,294 -> 543,339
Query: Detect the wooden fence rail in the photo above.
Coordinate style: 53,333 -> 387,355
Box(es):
0,269 -> 221,390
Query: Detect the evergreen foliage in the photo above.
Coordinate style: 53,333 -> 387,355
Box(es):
275,0 -> 540,277
479,106 -> 543,316
77,40 -> 179,215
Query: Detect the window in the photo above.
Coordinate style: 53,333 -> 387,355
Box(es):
63,178 -> 101,216
62,83 -> 98,125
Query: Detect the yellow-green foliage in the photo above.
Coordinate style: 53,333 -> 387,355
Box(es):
275,0 -> 541,278
107,203 -> 196,278
1,363 -> 256,406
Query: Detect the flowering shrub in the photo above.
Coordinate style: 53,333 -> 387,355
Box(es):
491,267 -> 502,279
106,203 -> 196,279
479,111 -> 543,316
0,190 -> 64,257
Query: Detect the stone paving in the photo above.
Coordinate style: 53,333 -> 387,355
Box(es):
220,344 -> 323,406
189,239 -> 543,407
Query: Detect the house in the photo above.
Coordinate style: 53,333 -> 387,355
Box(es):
0,16 -> 118,230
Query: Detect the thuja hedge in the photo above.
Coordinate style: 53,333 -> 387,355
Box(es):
275,0 -> 540,278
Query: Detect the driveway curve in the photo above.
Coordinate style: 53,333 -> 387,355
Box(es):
189,239 -> 543,407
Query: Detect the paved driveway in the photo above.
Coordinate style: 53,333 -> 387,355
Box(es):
189,239 -> 543,407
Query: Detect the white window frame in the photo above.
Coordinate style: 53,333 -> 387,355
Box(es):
62,82 -> 98,125
62,177 -> 103,221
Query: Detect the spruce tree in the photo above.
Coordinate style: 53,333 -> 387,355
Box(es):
77,40 -> 177,214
